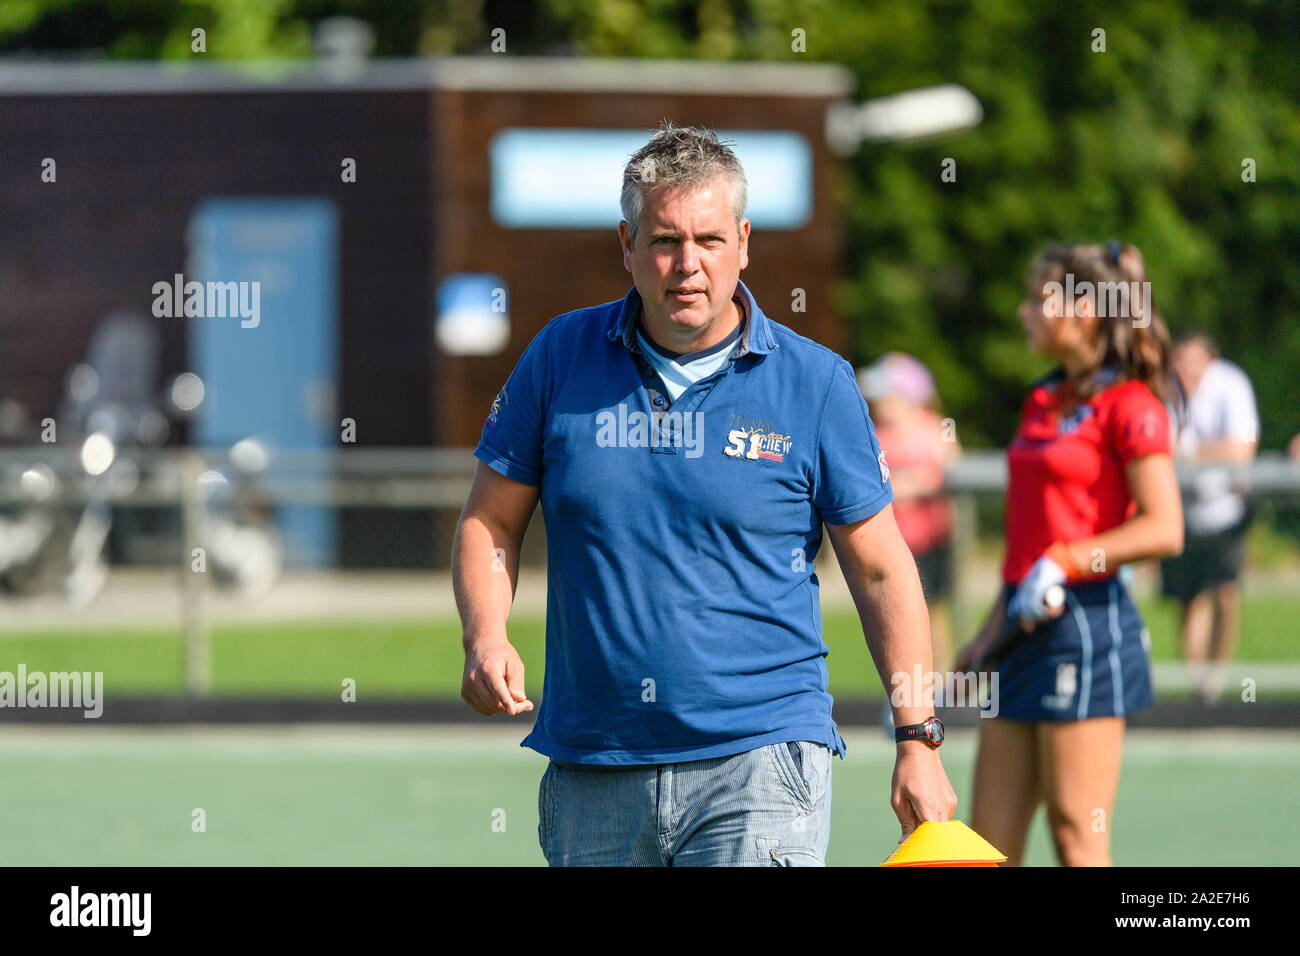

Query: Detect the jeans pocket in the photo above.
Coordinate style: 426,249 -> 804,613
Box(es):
804,741 -> 830,808
769,741 -> 814,814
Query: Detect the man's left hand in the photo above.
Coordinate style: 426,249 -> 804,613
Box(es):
890,743 -> 958,842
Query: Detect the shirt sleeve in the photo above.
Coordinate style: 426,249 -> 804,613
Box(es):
1219,367 -> 1260,443
1111,383 -> 1172,464
811,358 -> 895,525
472,326 -> 552,486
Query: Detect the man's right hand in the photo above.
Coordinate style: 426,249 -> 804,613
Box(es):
461,637 -> 534,716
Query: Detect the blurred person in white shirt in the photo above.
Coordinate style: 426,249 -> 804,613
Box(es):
1161,330 -> 1259,704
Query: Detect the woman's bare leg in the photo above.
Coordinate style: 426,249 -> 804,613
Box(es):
970,718 -> 1041,865
1038,717 -> 1126,866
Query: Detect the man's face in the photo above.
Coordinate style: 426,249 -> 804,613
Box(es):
618,177 -> 750,348
1172,340 -> 1214,395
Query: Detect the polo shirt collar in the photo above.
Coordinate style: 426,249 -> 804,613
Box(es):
606,278 -> 778,358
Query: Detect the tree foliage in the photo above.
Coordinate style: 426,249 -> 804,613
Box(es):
5,0 -> 1297,445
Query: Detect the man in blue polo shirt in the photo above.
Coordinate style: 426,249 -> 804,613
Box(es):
453,122 -> 955,866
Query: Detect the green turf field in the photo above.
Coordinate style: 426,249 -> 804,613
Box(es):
0,725 -> 1294,866
1,594 -> 1298,698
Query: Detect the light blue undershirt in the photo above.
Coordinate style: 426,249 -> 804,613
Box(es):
635,300 -> 746,402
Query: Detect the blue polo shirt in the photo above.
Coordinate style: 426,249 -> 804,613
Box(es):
474,278 -> 893,765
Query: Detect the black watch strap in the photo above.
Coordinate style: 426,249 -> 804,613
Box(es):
894,717 -> 943,746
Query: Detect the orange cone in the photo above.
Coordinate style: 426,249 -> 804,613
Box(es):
881,820 -> 1007,867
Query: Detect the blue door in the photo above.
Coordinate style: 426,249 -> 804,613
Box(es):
187,198 -> 340,566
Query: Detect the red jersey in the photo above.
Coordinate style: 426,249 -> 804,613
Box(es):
1003,371 -> 1170,584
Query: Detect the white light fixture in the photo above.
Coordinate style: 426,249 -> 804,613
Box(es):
827,84 -> 983,155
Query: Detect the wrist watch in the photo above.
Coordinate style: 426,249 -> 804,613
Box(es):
894,716 -> 944,748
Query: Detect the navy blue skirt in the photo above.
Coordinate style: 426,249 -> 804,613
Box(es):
992,578 -> 1154,722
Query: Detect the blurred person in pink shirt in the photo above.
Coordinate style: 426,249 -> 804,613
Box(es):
858,353 -> 961,668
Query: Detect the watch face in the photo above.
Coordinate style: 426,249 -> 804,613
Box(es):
926,719 -> 944,744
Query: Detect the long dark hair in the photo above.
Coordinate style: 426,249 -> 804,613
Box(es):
1028,241 -> 1177,406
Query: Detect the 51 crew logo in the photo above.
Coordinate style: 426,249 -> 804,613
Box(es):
723,425 -> 793,464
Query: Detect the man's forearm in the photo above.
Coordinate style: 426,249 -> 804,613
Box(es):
852,564 -> 935,727
1192,439 -> 1257,463
452,513 -> 522,648
828,509 -> 939,728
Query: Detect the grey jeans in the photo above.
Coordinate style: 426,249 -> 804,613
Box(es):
538,740 -> 833,866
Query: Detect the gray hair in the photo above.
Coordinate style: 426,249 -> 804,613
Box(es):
620,121 -> 748,244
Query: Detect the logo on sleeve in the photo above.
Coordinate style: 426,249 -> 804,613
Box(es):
723,413 -> 792,464
487,386 -> 507,426
1123,408 -> 1162,442
878,450 -> 890,483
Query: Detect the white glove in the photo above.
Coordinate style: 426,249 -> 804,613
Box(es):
1007,554 -> 1068,625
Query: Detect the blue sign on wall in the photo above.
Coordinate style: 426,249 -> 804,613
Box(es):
490,128 -> 813,230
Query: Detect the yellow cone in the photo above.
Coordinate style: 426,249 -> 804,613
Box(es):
881,820 -> 1007,867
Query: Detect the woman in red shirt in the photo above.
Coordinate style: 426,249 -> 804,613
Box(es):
955,241 -> 1183,866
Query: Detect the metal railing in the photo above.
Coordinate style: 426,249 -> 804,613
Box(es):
1,446 -> 1296,695
6,446 -> 1293,504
